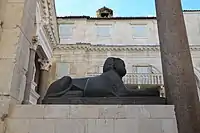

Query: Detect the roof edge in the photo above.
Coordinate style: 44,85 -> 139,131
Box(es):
57,9 -> 200,19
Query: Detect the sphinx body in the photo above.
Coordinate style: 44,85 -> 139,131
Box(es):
42,57 -> 160,104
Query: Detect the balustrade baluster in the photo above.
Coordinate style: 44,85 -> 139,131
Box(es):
86,73 -> 164,86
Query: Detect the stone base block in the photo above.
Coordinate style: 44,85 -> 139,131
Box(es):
5,105 -> 178,133
42,96 -> 167,105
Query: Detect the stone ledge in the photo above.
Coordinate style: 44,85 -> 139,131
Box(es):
8,105 -> 175,119
42,97 -> 166,104
5,118 -> 178,133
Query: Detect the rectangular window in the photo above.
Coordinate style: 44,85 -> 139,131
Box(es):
56,62 -> 69,79
59,24 -> 74,39
132,66 -> 153,73
132,24 -> 148,38
96,25 -> 111,37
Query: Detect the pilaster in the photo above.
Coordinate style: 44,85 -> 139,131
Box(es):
22,36 -> 38,104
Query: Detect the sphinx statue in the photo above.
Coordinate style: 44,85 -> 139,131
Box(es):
42,57 -> 160,104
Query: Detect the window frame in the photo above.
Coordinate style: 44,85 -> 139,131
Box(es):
132,65 -> 153,74
55,62 -> 69,79
95,24 -> 112,38
59,24 -> 75,40
131,24 -> 148,39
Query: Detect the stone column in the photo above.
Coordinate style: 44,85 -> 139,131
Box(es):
22,36 -> 38,104
37,59 -> 51,104
155,0 -> 200,133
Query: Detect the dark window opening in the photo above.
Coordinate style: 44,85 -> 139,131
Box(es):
34,53 -> 41,93
101,13 -> 109,18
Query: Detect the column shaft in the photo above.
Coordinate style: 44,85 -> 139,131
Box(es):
155,0 -> 200,133
37,59 -> 51,104
37,70 -> 49,104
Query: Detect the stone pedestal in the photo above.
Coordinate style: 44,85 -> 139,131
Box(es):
155,0 -> 200,133
42,97 -> 167,105
5,105 -> 178,133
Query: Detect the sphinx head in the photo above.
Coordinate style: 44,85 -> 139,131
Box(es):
103,57 -> 126,78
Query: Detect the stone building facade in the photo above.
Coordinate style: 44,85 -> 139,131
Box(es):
0,0 -> 58,107
0,0 -> 58,132
53,8 -> 200,97
0,2 -> 197,133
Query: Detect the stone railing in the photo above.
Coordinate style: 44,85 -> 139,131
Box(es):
123,73 -> 163,85
87,73 -> 164,85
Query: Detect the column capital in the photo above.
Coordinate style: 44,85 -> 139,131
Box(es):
30,36 -> 39,50
38,59 -> 52,71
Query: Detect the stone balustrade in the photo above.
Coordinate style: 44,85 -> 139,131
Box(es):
123,73 -> 163,85
86,73 -> 164,85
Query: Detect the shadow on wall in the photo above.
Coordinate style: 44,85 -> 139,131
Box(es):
194,67 -> 200,101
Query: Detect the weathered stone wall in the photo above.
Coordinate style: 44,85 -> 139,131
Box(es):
58,11 -> 200,45
50,44 -> 200,83
58,18 -> 159,45
0,0 -> 36,103
3,105 -> 178,133
52,45 -> 162,79
0,0 -> 7,40
0,0 -> 57,106
0,1 -> 37,131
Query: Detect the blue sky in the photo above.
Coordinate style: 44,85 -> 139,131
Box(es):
55,0 -> 200,17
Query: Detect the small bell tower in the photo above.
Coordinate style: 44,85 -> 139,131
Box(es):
96,6 -> 113,18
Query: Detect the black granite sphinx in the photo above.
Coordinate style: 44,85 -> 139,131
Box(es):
42,57 -> 164,104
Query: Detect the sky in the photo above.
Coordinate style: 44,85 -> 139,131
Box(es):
55,0 -> 200,17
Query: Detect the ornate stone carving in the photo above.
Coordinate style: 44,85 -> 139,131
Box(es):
30,36 -> 39,50
39,0 -> 57,47
55,43 -> 200,52
38,59 -> 52,71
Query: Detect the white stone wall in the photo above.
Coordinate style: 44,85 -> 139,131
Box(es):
58,19 -> 159,45
53,45 -> 200,79
0,0 -> 37,103
58,11 -> 200,45
184,12 -> 200,45
4,105 -> 178,133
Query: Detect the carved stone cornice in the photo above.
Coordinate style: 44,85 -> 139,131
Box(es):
38,26 -> 53,59
39,0 -> 57,47
38,59 -> 52,71
54,43 -> 200,52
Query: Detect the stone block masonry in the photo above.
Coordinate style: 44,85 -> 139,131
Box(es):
3,105 -> 178,133
0,0 -> 37,103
